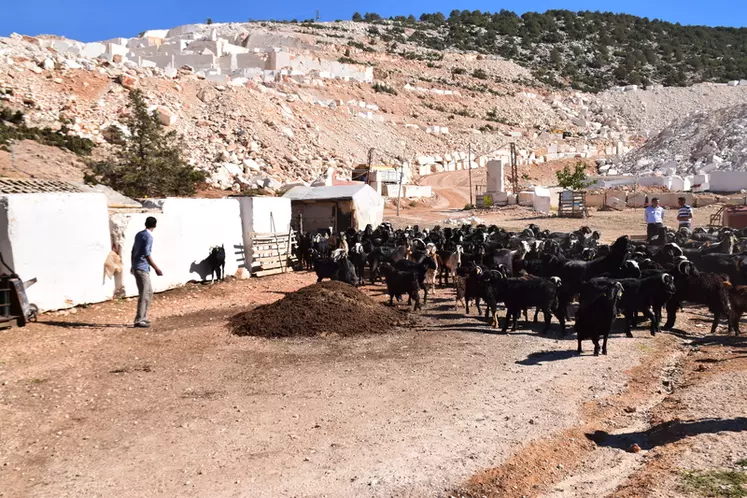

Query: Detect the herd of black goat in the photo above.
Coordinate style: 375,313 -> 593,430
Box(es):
296,223 -> 747,356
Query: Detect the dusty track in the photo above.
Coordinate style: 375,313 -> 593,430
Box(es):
0,275 -> 684,498
419,169 -> 479,210
0,210 -> 743,498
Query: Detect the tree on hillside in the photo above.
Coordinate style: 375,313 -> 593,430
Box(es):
556,162 -> 591,191
395,9 -> 747,91
352,12 -> 363,22
85,89 -> 205,198
206,18 -> 213,25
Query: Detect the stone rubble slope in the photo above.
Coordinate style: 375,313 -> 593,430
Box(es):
597,84 -> 747,138
1,21 -> 746,191
620,104 -> 747,176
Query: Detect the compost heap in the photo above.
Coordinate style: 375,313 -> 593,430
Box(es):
229,281 -> 413,338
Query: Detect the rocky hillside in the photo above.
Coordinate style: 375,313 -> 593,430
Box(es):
361,10 -> 747,92
621,104 -> 747,176
1,18 -> 746,192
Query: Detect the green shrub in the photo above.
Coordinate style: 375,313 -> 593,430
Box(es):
372,82 -> 398,95
0,106 -> 94,155
85,89 -> 205,198
556,162 -> 591,191
681,470 -> 747,497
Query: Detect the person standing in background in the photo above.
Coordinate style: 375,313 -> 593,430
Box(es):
131,216 -> 163,328
645,197 -> 664,242
677,196 -> 694,229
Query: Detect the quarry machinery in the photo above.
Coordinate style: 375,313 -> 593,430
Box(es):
0,252 -> 38,329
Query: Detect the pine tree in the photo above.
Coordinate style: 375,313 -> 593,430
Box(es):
85,89 -> 205,198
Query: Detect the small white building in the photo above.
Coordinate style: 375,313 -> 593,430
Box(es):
0,182 -> 114,312
283,184 -> 384,233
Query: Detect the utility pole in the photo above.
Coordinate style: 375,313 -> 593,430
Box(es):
509,142 -> 519,195
315,9 -> 320,21
468,143 -> 473,207
396,163 -> 404,217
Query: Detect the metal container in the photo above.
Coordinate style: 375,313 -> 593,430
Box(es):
724,206 -> 747,229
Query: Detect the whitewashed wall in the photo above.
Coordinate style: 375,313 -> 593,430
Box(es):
237,197 -> 292,269
113,198 -> 244,298
0,195 -> 291,308
161,198 -> 244,279
237,196 -> 292,234
0,193 -> 114,311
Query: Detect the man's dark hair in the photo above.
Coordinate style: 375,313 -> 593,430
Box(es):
651,197 -> 659,203
678,196 -> 686,202
145,216 -> 157,229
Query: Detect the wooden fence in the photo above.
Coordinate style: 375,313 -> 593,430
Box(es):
248,231 -> 298,278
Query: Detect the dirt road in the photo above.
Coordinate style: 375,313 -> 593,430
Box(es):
0,274 -> 678,498
419,168 -> 480,210
1,210 -> 744,498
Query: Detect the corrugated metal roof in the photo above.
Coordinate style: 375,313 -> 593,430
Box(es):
283,184 -> 370,201
0,178 -> 83,194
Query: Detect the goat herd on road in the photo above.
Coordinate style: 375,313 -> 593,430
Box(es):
296,223 -> 747,356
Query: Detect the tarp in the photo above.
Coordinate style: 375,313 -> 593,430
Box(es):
350,184 -> 385,230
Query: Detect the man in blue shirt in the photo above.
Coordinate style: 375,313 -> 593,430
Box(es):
131,216 -> 163,328
644,197 -> 665,243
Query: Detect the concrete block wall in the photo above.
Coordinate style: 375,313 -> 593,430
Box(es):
382,184 -> 432,198
162,198 -> 245,283
237,196 -> 292,235
710,171 -> 747,192
532,187 -> 552,213
0,193 -> 114,312
112,198 -> 246,298
0,195 -> 294,309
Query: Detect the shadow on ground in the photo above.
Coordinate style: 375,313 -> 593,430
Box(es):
587,417 -> 747,451
38,321 -> 127,329
516,350 -> 579,365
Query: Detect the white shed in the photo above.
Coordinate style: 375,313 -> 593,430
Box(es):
283,184 -> 384,233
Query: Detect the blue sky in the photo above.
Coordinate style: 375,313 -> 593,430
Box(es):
1,0 -> 745,42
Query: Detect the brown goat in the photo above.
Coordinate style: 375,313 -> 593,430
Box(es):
724,282 -> 747,335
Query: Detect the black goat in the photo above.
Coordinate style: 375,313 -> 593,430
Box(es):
463,264 -> 491,315
367,246 -> 407,284
575,279 -> 624,356
663,260 -> 732,334
208,245 -> 226,282
554,235 -> 630,319
394,257 -> 437,305
486,274 -> 565,335
348,242 -> 368,284
594,273 -> 676,337
379,263 -> 421,311
314,250 -> 358,286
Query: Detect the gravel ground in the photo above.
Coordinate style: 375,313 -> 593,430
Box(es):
0,210 -> 744,498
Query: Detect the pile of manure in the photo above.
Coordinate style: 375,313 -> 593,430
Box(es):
229,281 -> 414,338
